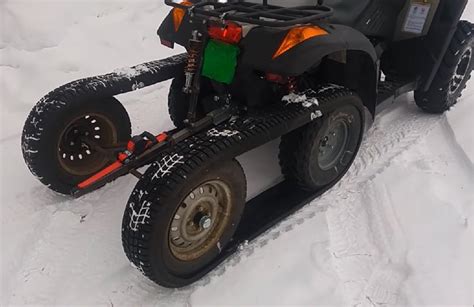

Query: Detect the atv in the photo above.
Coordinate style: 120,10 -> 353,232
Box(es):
21,0 -> 472,288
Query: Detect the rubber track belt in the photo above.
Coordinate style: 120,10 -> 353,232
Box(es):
123,86 -> 353,285
38,53 -> 187,104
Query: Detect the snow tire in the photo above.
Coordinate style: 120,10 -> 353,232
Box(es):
122,158 -> 246,288
22,96 -> 131,195
415,20 -> 474,113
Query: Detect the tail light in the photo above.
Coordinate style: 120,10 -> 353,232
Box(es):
266,73 -> 286,84
273,26 -> 328,59
172,0 -> 192,32
208,22 -> 242,45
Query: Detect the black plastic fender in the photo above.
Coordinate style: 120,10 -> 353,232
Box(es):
241,24 -> 378,117
240,24 -> 377,76
157,1 -> 206,49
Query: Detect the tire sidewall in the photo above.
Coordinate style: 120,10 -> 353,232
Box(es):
415,21 -> 474,113
308,103 -> 362,187
447,43 -> 474,104
308,102 -> 363,188
24,97 -> 131,194
142,159 -> 246,285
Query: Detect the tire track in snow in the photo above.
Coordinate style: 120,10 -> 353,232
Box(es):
189,100 -> 443,305
327,180 -> 409,306
439,116 -> 474,174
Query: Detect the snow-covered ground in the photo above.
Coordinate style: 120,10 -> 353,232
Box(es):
1,1 -> 473,306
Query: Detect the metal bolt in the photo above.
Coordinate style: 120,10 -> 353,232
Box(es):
199,216 -> 212,230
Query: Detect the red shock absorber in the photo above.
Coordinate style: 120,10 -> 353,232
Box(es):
183,30 -> 203,94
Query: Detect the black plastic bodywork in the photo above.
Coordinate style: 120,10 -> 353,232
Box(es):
380,0 -> 467,92
239,24 -> 378,114
158,7 -> 379,114
325,0 -> 406,38
240,24 -> 376,75
157,0 -> 468,112
157,8 -> 202,49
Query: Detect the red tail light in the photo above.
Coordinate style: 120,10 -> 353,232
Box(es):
208,22 -> 242,45
266,73 -> 286,84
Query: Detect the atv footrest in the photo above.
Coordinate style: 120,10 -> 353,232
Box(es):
377,76 -> 416,105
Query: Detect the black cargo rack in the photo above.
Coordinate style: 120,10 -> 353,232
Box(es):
164,0 -> 333,27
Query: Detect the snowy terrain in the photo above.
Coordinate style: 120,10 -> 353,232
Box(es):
1,1 -> 473,306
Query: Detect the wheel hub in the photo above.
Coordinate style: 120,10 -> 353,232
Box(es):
199,215 -> 212,230
449,46 -> 472,95
58,113 -> 117,176
318,119 -> 349,171
169,180 -> 232,261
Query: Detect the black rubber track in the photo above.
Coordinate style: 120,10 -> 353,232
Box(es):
22,54 -> 187,194
415,21 -> 474,113
121,84 -> 362,287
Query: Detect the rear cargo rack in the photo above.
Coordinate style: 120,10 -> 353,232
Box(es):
164,0 -> 333,27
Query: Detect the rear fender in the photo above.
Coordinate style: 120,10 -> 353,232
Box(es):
240,24 -> 377,76
157,4 -> 205,49
327,50 -> 378,118
240,24 -> 378,117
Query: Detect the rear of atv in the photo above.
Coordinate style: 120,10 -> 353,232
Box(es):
21,0 -> 472,288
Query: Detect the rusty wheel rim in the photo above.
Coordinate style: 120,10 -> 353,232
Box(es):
169,180 -> 232,262
57,113 -> 117,176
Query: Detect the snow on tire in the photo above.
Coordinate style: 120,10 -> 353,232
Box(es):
191,102 -> 443,295
279,88 -> 365,190
415,20 -> 474,113
22,96 -> 131,195
122,154 -> 246,288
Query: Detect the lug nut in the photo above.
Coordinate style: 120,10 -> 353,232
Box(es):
199,216 -> 212,230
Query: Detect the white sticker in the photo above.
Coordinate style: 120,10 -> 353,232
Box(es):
403,3 -> 431,34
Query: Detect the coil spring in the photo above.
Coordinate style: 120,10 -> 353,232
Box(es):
185,39 -> 202,74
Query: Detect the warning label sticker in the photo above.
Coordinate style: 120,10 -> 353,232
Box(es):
403,3 -> 431,34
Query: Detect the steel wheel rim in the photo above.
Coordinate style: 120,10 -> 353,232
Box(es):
449,46 -> 472,95
169,180 -> 232,262
58,113 -> 117,176
317,119 -> 349,171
